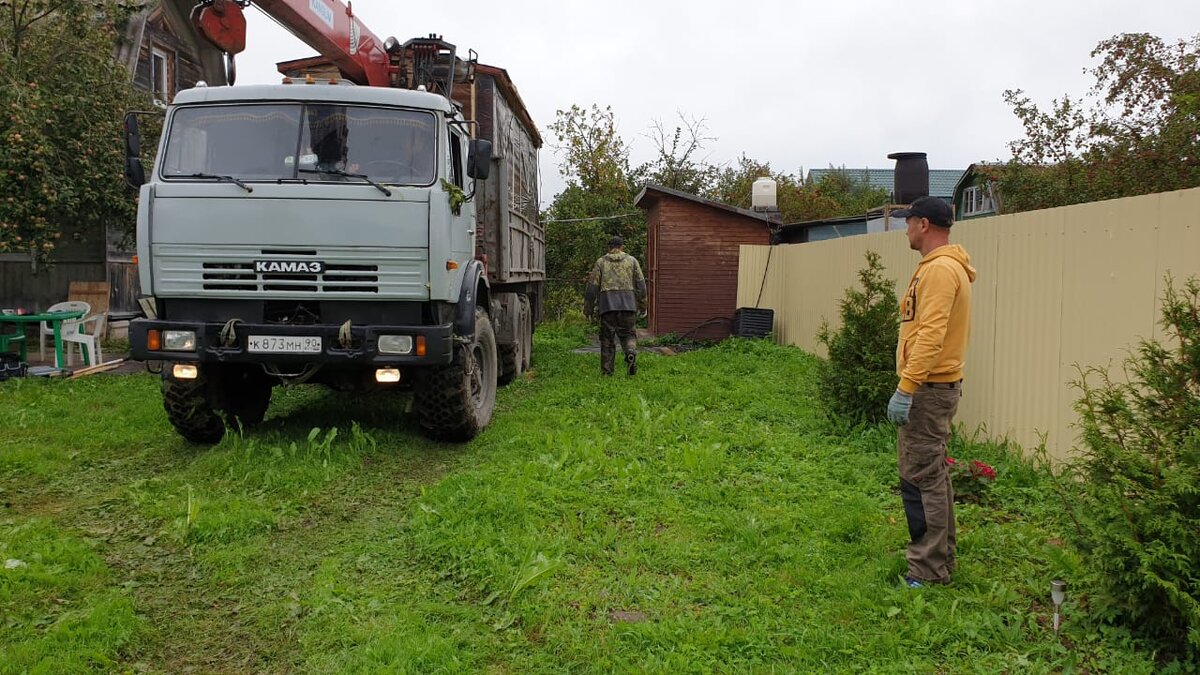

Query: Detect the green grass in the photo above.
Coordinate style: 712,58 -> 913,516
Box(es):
0,323 -> 1162,672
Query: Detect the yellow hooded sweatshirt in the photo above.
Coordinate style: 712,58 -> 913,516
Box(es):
896,244 -> 977,394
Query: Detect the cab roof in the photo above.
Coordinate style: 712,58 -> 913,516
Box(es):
172,83 -> 454,113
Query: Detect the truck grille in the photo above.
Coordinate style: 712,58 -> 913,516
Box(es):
154,245 -> 426,299
200,262 -> 380,293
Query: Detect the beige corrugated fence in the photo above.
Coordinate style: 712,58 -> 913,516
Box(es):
737,187 -> 1200,460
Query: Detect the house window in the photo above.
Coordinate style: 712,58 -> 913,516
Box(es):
962,184 -> 996,217
150,47 -> 173,101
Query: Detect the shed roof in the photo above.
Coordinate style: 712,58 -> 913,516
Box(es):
634,184 -> 772,224
807,168 -> 965,199
780,206 -> 890,232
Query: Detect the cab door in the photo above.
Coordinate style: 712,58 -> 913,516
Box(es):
448,129 -> 473,261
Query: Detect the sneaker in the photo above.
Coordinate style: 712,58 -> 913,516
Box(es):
904,576 -> 925,589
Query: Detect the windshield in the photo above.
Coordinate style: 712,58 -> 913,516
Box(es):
160,103 -> 437,185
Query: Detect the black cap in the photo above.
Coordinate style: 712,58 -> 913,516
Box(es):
891,196 -> 953,227
608,235 -> 624,249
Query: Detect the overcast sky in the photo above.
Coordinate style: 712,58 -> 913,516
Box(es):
231,0 -> 1200,206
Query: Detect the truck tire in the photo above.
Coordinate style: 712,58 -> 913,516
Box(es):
223,368 -> 273,431
518,294 -> 533,372
162,372 -> 225,444
498,344 -> 519,385
498,295 -> 532,385
415,306 -> 497,441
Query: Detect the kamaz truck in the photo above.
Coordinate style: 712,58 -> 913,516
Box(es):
125,2 -> 543,443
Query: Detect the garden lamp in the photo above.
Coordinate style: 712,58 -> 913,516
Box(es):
1051,579 -> 1067,632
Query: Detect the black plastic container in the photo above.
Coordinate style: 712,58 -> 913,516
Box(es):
732,308 -> 775,339
887,152 -> 929,204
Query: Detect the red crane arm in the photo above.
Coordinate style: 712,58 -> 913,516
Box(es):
192,0 -> 392,86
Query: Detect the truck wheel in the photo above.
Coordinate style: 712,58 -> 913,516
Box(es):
162,371 -> 225,444
518,294 -> 533,372
498,295 -> 532,385
415,306 -> 497,441
498,343 -> 521,385
223,368 -> 273,431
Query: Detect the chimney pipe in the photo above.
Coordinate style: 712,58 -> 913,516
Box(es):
887,152 -> 929,205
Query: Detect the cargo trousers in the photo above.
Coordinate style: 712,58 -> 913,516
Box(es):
599,311 -> 637,376
898,383 -> 962,584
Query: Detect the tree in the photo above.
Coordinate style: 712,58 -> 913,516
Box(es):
1059,276 -> 1200,662
997,33 -> 1200,212
807,169 -> 892,220
0,1 -> 145,268
706,159 -> 889,223
543,105 -> 645,317
705,155 -> 807,221
547,104 -> 634,204
637,112 -> 719,195
815,251 -> 899,425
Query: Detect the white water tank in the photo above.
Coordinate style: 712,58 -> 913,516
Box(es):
751,177 -> 777,211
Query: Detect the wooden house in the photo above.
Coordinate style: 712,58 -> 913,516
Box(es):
0,3 -> 203,314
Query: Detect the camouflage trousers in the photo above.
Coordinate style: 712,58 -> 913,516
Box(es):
898,383 -> 962,584
599,311 -> 637,376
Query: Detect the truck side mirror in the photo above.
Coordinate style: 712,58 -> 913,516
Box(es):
123,112 -> 146,188
124,112 -> 141,156
467,139 -> 492,180
125,158 -> 146,188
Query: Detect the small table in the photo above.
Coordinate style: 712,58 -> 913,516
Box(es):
0,309 -> 86,368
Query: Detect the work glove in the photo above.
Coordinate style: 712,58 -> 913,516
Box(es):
887,389 -> 913,426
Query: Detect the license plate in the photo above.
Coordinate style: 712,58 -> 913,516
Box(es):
247,335 -> 322,353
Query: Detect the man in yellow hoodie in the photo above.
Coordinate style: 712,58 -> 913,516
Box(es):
886,196 -> 977,588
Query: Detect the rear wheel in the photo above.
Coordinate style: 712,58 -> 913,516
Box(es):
498,295 -> 532,385
162,371 -> 225,444
415,306 -> 497,441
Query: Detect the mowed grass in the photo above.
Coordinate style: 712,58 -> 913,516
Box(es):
0,324 -> 1159,673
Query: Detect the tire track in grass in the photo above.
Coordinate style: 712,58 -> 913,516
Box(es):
2,375 -> 485,672
102,389 -> 473,672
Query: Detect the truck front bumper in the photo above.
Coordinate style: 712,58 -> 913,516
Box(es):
129,319 -> 455,366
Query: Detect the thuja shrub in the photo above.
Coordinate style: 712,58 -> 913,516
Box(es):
815,251 -> 899,425
1061,275 -> 1200,662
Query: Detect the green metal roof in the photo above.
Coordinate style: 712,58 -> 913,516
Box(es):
807,168 -> 965,199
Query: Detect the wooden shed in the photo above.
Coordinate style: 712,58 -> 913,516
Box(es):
635,185 -> 771,340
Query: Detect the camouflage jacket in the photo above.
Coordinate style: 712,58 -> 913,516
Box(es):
584,251 -> 647,315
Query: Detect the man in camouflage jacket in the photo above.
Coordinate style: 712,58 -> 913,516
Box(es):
584,236 -> 647,376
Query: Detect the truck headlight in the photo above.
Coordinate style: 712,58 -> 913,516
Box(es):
377,335 -> 413,354
163,330 -> 197,351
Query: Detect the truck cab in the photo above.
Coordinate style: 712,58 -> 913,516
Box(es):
128,80 -> 514,443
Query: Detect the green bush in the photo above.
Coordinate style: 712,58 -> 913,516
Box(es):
815,251 -> 900,425
1060,275 -> 1200,662
542,281 -> 585,322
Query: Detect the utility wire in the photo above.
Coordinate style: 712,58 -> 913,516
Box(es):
542,212 -> 641,224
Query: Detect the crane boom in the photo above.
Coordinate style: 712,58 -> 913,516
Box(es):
188,0 -> 392,86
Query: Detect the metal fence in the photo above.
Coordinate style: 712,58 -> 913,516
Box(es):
737,187 -> 1200,460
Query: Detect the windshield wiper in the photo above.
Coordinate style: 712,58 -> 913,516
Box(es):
298,168 -> 392,196
175,172 -> 253,193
